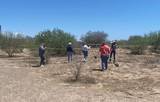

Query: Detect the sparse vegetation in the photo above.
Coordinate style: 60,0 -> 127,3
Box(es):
0,32 -> 24,57
35,29 -> 76,56
129,45 -> 146,55
81,31 -> 108,44
118,31 -> 160,55
0,29 -> 160,102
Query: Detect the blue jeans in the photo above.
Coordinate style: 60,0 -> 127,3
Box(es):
67,52 -> 73,62
101,55 -> 109,70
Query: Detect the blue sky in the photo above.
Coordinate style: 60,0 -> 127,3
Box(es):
1,0 -> 160,40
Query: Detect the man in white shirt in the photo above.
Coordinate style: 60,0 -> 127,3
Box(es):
82,44 -> 91,62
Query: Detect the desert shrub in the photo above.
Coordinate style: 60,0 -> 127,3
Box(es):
151,33 -> 160,53
35,29 -> 76,56
117,40 -> 128,49
151,45 -> 160,54
129,45 -> 146,55
23,36 -> 35,49
127,31 -> 160,54
74,62 -> 82,81
128,36 -> 146,55
0,32 -> 24,57
81,31 -> 108,44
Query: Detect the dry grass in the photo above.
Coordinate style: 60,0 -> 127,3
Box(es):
0,48 -> 160,102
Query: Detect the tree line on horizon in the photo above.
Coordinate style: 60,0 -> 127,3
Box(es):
127,31 -> 160,54
0,28 -> 160,57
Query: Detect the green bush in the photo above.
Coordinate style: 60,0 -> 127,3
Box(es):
35,29 -> 76,56
151,45 -> 160,54
127,31 -> 160,54
129,45 -> 146,55
0,32 -> 24,57
81,31 -> 108,44
151,33 -> 160,53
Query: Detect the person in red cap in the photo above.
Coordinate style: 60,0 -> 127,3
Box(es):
99,42 -> 111,71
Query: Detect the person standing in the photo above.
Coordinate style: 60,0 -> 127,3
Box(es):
109,40 -> 117,63
82,44 -> 91,62
39,43 -> 46,67
66,42 -> 74,63
99,43 -> 111,71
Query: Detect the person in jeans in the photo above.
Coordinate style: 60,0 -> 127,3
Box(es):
109,40 -> 117,63
82,44 -> 91,62
39,43 -> 46,67
66,42 -> 74,63
99,42 -> 111,71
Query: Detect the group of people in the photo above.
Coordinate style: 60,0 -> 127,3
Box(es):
99,41 -> 117,71
38,41 -> 117,71
66,42 -> 91,63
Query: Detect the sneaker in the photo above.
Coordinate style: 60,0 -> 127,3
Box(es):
104,68 -> 107,70
101,69 -> 105,71
83,58 -> 86,62
40,65 -> 44,67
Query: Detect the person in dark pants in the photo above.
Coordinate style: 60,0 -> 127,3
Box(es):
66,42 -> 74,63
99,43 -> 111,71
39,43 -> 46,67
109,40 -> 117,63
82,44 -> 91,62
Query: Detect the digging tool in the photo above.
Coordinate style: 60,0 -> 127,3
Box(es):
94,55 -> 97,59
114,62 -> 119,67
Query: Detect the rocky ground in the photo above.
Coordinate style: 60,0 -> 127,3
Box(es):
0,48 -> 160,102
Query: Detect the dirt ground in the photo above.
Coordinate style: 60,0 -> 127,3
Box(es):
0,48 -> 160,102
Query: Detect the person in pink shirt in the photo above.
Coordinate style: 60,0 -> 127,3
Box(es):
99,42 -> 111,71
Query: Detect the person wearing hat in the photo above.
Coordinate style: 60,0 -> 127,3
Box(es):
109,40 -> 117,63
66,42 -> 74,63
99,42 -> 111,71
39,43 -> 46,67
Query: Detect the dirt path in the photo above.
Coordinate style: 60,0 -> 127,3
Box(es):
0,49 -> 160,102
